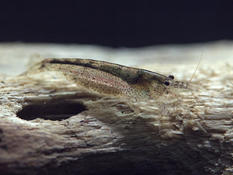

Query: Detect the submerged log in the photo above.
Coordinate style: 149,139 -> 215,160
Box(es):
0,43 -> 232,175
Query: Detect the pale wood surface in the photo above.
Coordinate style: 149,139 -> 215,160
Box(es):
0,41 -> 232,175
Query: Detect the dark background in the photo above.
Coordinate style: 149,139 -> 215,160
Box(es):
0,0 -> 232,47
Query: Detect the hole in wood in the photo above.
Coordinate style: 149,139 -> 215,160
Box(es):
17,101 -> 87,121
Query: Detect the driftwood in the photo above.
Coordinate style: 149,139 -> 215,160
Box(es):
0,43 -> 232,175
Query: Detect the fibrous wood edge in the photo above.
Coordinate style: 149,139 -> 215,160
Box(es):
0,63 -> 232,175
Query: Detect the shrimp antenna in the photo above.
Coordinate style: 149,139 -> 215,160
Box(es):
189,52 -> 203,83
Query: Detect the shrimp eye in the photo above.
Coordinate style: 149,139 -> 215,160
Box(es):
168,75 -> 174,80
164,81 -> 170,86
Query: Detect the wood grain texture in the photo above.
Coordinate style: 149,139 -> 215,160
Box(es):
0,42 -> 232,175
